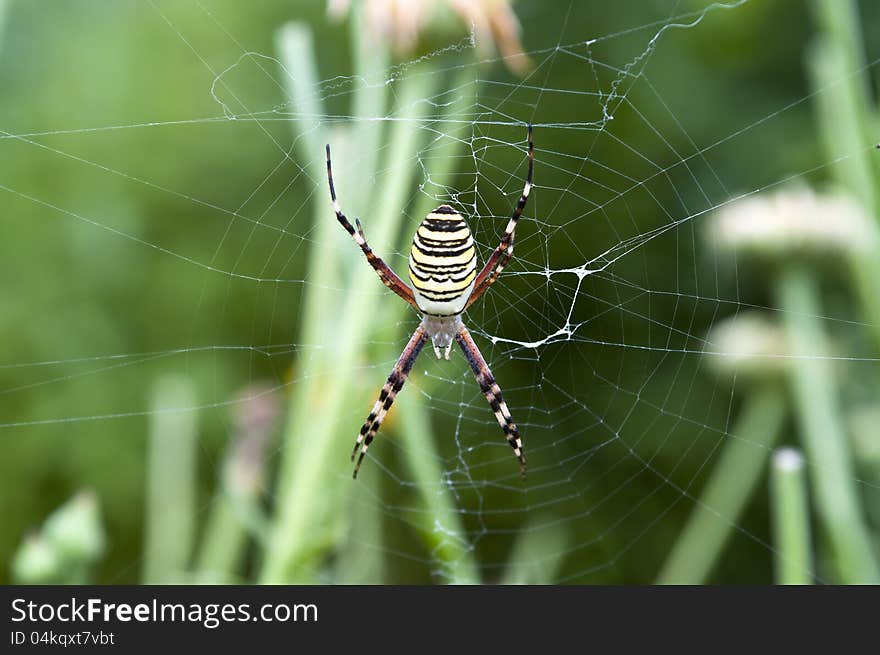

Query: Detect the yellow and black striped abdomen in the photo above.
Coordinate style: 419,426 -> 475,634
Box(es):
409,205 -> 477,316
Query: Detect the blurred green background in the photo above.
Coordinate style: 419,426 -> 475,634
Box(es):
1,0 -> 879,584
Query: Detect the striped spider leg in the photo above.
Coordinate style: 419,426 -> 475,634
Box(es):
326,144 -> 418,309
327,126 -> 533,479
351,325 -> 428,478
455,324 -> 526,476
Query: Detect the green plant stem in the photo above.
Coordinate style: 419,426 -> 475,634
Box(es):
501,515 -> 571,585
396,389 -> 479,584
0,0 -> 8,49
349,0 -> 388,214
771,448 -> 813,585
806,39 -> 876,211
142,376 -> 198,584
196,489 -> 269,582
195,494 -> 246,582
273,21 -> 338,496
387,70 -> 480,583
262,22 -> 356,584
197,385 -> 277,581
809,0 -> 873,117
775,264 -> 879,583
262,24 -> 432,581
656,385 -> 787,584
807,7 -> 880,353
271,21 -> 340,507
402,71 -> 476,250
337,467 -> 386,584
848,406 -> 880,531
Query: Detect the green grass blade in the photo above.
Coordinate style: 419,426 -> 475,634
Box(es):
776,264 -> 879,583
396,389 -> 479,584
501,515 -> 571,585
389,69 -> 479,583
771,448 -> 813,585
807,11 -> 880,352
657,385 -> 787,584
142,375 -> 198,584
196,387 -> 278,582
262,35 -> 435,582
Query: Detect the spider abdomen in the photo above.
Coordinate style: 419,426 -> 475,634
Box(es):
408,205 -> 477,315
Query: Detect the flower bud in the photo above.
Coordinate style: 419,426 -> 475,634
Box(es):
11,534 -> 63,584
705,312 -> 789,381
43,490 -> 106,566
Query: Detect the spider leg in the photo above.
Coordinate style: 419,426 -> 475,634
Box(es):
466,125 -> 533,310
351,325 -> 428,478
326,144 -> 418,308
455,324 -> 526,477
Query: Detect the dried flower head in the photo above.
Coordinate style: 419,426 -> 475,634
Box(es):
226,384 -> 282,495
328,0 -> 530,74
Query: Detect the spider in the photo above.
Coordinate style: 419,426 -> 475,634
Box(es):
326,125 -> 533,479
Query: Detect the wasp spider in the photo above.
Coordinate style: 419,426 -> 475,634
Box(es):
326,126 -> 534,478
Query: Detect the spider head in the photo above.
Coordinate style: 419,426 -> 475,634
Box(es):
422,314 -> 463,360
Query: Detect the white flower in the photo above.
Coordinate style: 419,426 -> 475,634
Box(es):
710,186 -> 878,258
705,312 -> 789,379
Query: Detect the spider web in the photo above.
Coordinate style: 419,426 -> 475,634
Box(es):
2,0 -> 879,584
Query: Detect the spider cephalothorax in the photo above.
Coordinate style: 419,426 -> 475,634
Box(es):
326,125 -> 533,478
